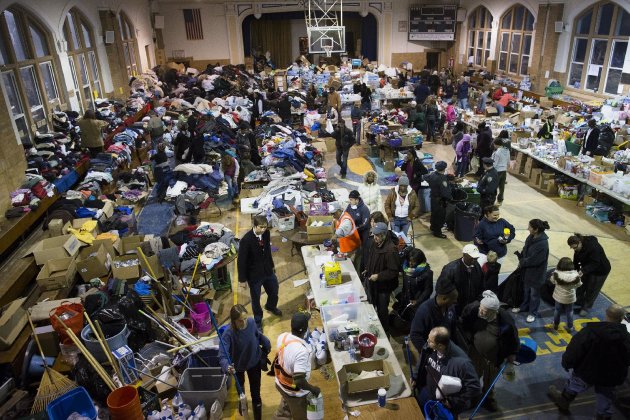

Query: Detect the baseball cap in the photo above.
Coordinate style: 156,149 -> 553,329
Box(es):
291,312 -> 311,333
482,157 -> 494,165
463,244 -> 480,258
370,222 -> 388,235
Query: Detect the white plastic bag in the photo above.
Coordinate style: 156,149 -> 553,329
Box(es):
325,119 -> 333,134
307,393 -> 324,420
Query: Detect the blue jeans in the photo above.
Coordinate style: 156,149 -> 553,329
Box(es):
248,274 -> 279,328
391,216 -> 410,236
456,159 -> 469,177
458,98 -> 469,110
565,372 -> 614,417
225,177 -> 237,199
554,301 -> 574,329
495,103 -> 504,115
520,286 -> 541,316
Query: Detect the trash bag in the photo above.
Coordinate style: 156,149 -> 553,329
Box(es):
94,307 -> 126,339
72,354 -> 111,405
498,267 -> 523,308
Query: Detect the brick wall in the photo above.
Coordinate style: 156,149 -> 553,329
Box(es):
0,92 -> 27,220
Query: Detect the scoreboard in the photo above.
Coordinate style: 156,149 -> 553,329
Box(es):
409,4 -> 457,41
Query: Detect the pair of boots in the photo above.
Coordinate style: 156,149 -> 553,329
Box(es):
548,385 -> 612,419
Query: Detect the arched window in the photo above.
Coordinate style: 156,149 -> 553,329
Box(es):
119,12 -> 138,79
497,5 -> 534,75
467,7 -> 493,67
0,6 -> 62,144
64,8 -> 103,114
567,2 -> 629,95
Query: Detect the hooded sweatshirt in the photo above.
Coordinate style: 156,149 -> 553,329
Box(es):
550,270 -> 582,304
359,172 -> 383,213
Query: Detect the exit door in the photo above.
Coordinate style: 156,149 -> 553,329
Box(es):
427,52 -> 440,70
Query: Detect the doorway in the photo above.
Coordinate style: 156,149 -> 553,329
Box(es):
426,52 -> 440,70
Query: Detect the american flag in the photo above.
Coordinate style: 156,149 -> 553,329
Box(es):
183,9 -> 203,40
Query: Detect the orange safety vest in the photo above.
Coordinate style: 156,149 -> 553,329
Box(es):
336,212 -> 361,253
273,334 -> 307,391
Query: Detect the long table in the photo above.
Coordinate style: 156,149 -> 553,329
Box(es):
301,246 -> 413,408
512,144 -> 629,206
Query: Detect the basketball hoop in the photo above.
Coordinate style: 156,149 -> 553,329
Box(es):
323,45 -> 333,57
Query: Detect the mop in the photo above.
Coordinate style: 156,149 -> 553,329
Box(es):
207,302 -> 249,419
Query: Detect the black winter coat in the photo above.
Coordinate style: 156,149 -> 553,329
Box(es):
437,259 -> 484,315
562,321 -> 630,386
363,238 -> 400,293
519,233 -> 549,287
476,127 -> 494,159
460,302 -> 520,367
410,297 -> 457,353
237,229 -> 275,284
573,236 -> 611,277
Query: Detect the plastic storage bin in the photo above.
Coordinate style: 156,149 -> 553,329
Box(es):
178,367 -> 228,411
321,303 -> 367,330
47,387 -> 97,420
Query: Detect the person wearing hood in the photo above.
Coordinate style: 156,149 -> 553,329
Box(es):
513,219 -> 550,323
384,175 -> 419,237
548,304 -> 630,419
550,257 -> 582,333
455,133 -> 472,178
474,205 -> 515,260
567,234 -> 611,317
424,161 -> 453,239
359,171 -> 383,213
362,222 -> 400,332
460,290 -> 519,412
345,190 -> 371,244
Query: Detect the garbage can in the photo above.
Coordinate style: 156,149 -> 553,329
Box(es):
445,188 -> 468,231
454,202 -> 482,242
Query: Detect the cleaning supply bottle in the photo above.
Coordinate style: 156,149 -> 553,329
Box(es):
147,410 -> 161,420
178,403 -> 192,418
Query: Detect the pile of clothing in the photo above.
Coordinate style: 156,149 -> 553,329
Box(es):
24,131 -> 87,183
117,168 -> 149,203
5,174 -> 57,218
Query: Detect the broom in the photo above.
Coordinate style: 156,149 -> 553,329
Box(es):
28,312 -> 78,413
208,303 -> 249,419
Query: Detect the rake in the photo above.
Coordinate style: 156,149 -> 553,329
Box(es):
28,312 -> 78,413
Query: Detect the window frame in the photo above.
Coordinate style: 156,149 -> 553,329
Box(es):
466,7 -> 493,68
497,5 -> 535,76
566,2 -> 630,95
64,8 -> 103,112
118,12 -> 140,79
0,7 -> 65,143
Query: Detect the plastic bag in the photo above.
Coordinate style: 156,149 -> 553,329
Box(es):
306,393 -> 324,420
72,354 -> 111,405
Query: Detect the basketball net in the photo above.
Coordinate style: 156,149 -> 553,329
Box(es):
323,45 -> 333,57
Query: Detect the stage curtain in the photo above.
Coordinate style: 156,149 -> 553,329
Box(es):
251,19 -> 292,68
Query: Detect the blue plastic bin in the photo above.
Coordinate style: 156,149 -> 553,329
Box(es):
47,387 -> 97,420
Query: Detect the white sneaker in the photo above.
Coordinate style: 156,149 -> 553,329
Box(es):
526,315 -> 536,323
511,308 -> 521,313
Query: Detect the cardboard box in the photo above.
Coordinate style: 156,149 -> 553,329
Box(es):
539,98 -> 553,108
62,218 -> 99,237
140,254 -> 164,279
24,235 -> 83,266
543,179 -> 559,194
113,345 -> 138,385
523,157 -> 535,178
92,238 -> 120,258
510,152 -> 527,175
323,137 -> 336,153
519,110 -> 538,122
539,172 -> 556,190
112,255 -> 141,281
100,201 -> 115,219
34,325 -> 59,357
529,168 -> 544,186
511,131 -> 532,143
306,216 -> 335,237
117,235 -> 145,255
0,298 -> 27,350
338,360 -> 392,394
36,257 -> 77,291
485,107 -> 498,117
76,244 -> 112,282
47,219 -> 65,238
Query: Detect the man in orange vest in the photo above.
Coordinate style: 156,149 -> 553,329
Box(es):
330,203 -> 361,270
273,313 -> 320,420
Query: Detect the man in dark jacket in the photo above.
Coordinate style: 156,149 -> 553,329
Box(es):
460,291 -> 519,411
346,190 -> 371,244
414,80 -> 430,105
475,122 -> 493,176
457,78 -> 470,110
417,327 -> 481,417
548,304 -> 630,419
476,158 -> 500,210
537,115 -> 555,140
335,124 -> 354,179
424,161 -> 453,239
568,234 -> 611,316
362,222 -> 400,333
581,119 -> 600,156
438,244 -> 484,315
277,95 -> 292,124
350,102 -> 363,144
237,215 -> 282,330
410,277 -> 458,353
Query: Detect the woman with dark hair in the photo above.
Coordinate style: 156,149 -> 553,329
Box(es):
396,248 -> 433,319
567,234 -> 611,316
219,304 -> 271,420
474,205 -> 515,260
513,219 -> 550,323
401,150 -> 428,197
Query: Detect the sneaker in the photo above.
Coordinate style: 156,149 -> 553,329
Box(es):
511,308 -> 521,313
526,315 -> 536,323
